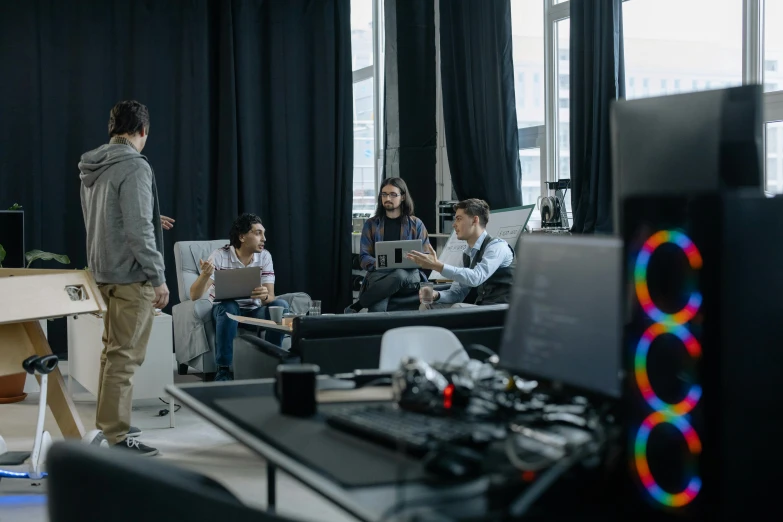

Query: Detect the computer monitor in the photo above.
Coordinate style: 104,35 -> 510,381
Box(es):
611,85 -> 763,232
0,210 -> 25,268
499,235 -> 623,399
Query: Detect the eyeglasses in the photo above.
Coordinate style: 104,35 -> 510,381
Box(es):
381,192 -> 401,199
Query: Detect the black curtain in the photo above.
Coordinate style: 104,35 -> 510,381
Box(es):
383,0 -> 437,231
569,0 -> 625,234
439,0 -> 522,210
0,0 -> 353,342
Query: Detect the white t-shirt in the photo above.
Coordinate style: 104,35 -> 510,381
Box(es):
206,245 -> 275,309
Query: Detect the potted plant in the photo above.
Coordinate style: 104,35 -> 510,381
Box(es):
0,203 -> 70,403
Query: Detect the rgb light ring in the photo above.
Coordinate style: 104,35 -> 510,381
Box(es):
634,230 -> 703,325
635,322 -> 703,415
634,411 -> 703,508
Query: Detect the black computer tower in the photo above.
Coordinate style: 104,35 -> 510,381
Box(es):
0,210 -> 25,268
620,193 -> 783,521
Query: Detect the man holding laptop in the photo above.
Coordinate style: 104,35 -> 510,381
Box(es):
345,177 -> 431,313
189,213 -> 289,382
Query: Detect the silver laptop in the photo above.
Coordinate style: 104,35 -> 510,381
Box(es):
213,267 -> 261,301
375,239 -> 423,270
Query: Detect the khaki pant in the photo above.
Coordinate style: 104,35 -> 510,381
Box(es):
96,282 -> 155,445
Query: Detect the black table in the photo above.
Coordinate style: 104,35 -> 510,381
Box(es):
166,379 -> 492,522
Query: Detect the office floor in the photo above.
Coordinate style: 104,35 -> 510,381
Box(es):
0,363 -> 357,522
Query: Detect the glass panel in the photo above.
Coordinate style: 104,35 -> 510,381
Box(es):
623,0 -> 742,100
511,0 -> 545,129
519,148 -> 542,207
766,121 -> 783,194
353,78 -> 375,213
765,0 -> 783,93
556,18 -> 571,214
350,0 -> 373,71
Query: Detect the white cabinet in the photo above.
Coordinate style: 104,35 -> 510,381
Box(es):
66,312 -> 173,401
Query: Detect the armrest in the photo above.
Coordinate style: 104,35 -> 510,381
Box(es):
172,298 -> 213,324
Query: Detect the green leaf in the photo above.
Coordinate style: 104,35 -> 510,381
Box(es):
8,203 -> 22,210
25,249 -> 71,268
0,243 -> 5,267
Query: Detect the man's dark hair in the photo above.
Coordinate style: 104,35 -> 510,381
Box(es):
229,213 -> 263,249
374,177 -> 414,218
108,100 -> 150,137
454,198 -> 490,227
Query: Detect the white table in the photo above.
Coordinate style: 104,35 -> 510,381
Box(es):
66,311 -> 175,427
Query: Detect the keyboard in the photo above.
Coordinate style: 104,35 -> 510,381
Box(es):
323,403 -> 492,454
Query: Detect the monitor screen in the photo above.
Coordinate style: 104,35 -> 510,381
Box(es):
0,211 -> 25,268
499,235 -> 623,399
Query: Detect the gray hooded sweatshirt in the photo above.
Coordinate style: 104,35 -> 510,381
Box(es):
79,143 -> 166,287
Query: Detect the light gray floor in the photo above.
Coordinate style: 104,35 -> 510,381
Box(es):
0,362 -> 357,522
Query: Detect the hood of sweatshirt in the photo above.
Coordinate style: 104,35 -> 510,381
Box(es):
78,144 -> 145,188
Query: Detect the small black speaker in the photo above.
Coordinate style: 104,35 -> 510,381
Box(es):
0,210 -> 25,268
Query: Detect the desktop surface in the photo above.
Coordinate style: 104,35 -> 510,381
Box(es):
212,396 -> 430,487
167,380 -> 494,522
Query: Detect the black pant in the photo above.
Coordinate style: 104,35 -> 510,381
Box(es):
359,269 -> 421,312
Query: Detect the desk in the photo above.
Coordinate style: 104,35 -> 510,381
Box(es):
166,380 -> 491,521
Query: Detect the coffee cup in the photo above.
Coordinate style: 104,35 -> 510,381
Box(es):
275,364 -> 320,417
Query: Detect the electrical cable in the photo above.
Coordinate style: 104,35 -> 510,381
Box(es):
158,397 -> 181,416
507,443 -> 594,518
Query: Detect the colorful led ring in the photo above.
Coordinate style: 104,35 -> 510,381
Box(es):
635,322 -> 703,415
635,411 -> 703,507
634,230 -> 703,324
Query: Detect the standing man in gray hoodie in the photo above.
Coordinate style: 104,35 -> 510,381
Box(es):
79,100 -> 169,456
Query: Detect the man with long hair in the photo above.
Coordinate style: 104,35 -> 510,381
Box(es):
346,177 -> 431,313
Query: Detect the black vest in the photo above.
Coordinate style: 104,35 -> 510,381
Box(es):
462,235 -> 515,305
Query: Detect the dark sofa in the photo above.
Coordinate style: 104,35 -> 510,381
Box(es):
233,305 -> 509,378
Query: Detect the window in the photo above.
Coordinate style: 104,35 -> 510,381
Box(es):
519,147 -> 543,208
765,0 -> 783,93
674,79 -> 681,92
511,0 -> 544,127
511,0 -> 546,207
350,0 -> 381,215
518,72 -> 525,107
352,78 -> 376,212
767,121 -> 783,194
534,73 -> 542,107
623,0 -> 742,100
350,2 -> 373,71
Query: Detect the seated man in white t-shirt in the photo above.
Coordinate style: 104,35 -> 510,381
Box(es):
189,213 -> 289,381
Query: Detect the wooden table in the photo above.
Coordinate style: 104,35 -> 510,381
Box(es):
0,269 -> 107,438
227,313 -> 293,334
